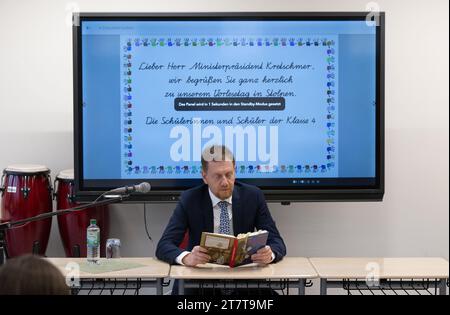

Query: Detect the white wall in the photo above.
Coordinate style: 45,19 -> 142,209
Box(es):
0,0 -> 448,294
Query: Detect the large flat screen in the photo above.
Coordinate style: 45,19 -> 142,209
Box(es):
73,12 -> 385,202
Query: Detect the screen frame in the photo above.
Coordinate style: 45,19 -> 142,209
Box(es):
73,12 -> 385,203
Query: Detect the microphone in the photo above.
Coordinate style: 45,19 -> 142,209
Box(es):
108,182 -> 151,194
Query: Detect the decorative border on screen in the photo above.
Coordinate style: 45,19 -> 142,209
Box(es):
121,37 -> 336,176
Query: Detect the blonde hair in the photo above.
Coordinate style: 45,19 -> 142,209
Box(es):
201,145 -> 235,172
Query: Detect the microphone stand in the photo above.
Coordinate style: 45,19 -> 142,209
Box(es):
0,194 -> 128,266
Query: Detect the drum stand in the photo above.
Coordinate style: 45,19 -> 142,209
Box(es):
0,194 -> 127,266
0,228 -> 8,265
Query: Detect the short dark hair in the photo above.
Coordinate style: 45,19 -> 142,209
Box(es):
201,145 -> 235,172
0,254 -> 70,295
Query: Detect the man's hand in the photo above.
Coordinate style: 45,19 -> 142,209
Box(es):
182,246 -> 211,267
251,245 -> 273,264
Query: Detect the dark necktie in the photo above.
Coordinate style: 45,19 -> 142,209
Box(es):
218,201 -> 231,235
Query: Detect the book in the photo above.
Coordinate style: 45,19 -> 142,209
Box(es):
200,230 -> 269,267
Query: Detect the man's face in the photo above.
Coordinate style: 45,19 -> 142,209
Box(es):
202,160 -> 235,200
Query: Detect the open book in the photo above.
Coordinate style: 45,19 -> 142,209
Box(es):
200,230 -> 269,267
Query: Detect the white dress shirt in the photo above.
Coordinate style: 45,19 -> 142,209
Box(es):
210,188 -> 234,236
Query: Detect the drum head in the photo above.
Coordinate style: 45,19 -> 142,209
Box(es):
56,169 -> 74,181
4,164 -> 50,175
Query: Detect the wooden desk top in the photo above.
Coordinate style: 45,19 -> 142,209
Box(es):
170,257 -> 318,280
309,257 -> 449,279
46,257 -> 170,279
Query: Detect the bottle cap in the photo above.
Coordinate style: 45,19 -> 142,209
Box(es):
90,219 -> 97,225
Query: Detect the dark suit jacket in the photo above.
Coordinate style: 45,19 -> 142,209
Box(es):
156,181 -> 287,265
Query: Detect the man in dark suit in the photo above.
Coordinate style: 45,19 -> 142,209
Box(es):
156,145 -> 286,294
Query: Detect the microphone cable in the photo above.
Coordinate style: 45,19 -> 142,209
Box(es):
143,203 -> 153,242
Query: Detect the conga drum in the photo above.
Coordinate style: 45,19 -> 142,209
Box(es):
0,164 -> 52,257
54,169 -> 110,257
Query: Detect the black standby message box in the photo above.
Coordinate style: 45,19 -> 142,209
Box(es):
174,98 -> 286,111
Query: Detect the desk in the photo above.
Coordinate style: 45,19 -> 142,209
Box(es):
170,257 -> 318,295
309,257 -> 449,295
46,257 -> 170,295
